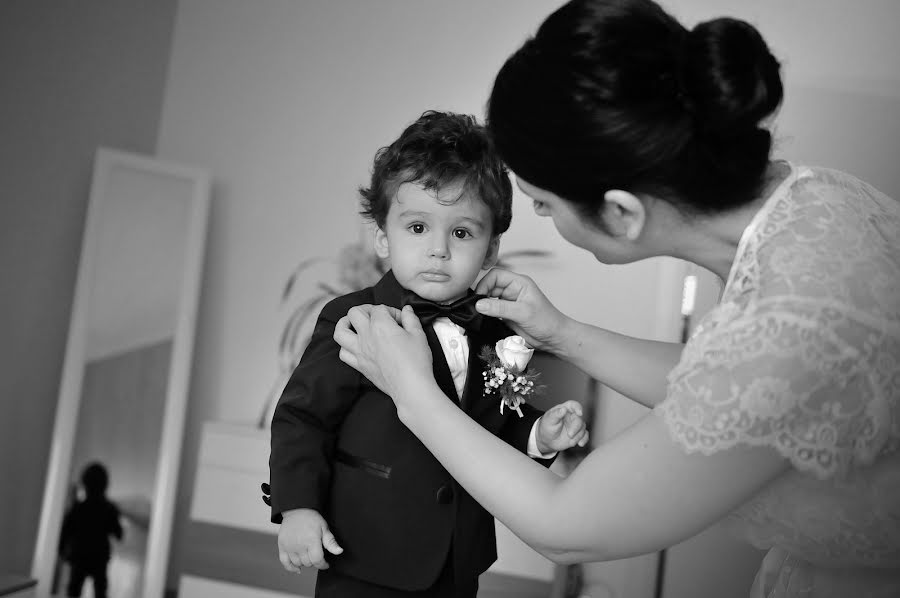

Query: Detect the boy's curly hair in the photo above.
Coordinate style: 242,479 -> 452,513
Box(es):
359,110 -> 513,234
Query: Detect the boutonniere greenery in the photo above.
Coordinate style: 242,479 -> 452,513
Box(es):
480,335 -> 542,417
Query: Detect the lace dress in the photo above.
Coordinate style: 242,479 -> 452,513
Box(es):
655,163 -> 900,597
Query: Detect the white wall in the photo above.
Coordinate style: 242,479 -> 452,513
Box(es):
154,0 -> 900,594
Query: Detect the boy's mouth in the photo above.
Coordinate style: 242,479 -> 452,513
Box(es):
420,270 -> 450,282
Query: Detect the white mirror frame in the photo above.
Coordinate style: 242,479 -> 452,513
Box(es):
32,147 -> 210,598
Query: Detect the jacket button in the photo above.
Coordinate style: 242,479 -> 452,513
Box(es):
436,485 -> 454,504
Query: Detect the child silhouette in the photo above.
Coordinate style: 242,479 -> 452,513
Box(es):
59,462 -> 124,598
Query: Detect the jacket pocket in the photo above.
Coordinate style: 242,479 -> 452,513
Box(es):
335,449 -> 392,479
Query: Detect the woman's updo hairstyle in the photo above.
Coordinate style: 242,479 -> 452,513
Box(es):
487,0 -> 783,218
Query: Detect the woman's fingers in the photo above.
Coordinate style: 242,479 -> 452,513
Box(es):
474,268 -> 541,325
399,304 -> 424,333
475,268 -> 532,299
337,347 -> 358,370
371,303 -> 404,322
369,304 -> 404,329
475,296 -> 525,321
333,315 -> 359,353
345,304 -> 375,335
333,304 -> 433,399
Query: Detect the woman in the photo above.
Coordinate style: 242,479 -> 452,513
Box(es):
333,0 -> 900,595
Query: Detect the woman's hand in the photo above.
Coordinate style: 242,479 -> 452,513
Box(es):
475,269 -> 569,353
333,304 -> 435,407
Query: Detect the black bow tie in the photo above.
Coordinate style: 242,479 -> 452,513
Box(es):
402,290 -> 484,331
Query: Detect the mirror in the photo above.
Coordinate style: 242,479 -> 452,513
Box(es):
32,148 -> 210,598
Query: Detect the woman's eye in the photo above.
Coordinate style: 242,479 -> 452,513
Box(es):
453,228 -> 471,239
532,200 -> 548,214
409,223 -> 425,234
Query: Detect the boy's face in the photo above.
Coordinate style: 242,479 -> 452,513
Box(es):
375,181 -> 499,303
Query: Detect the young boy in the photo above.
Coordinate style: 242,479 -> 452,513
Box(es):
59,462 -> 124,598
265,111 -> 587,597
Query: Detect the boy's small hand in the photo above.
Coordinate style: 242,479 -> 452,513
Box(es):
536,400 -> 590,454
278,508 -> 344,572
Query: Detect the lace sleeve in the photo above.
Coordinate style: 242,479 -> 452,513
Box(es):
654,299 -> 898,480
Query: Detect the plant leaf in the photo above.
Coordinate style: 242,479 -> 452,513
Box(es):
282,257 -> 327,301
318,282 -> 342,295
495,249 -> 552,269
500,249 -> 552,259
284,295 -> 330,356
279,293 -> 327,354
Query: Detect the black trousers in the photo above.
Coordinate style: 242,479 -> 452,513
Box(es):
315,554 -> 478,598
66,561 -> 109,598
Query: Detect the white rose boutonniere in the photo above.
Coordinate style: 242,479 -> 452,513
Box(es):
495,336 -> 534,372
480,335 -> 542,417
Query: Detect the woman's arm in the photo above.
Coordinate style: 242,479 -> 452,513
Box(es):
334,305 -> 790,563
550,318 -> 683,409
395,373 -> 787,562
476,269 -> 683,408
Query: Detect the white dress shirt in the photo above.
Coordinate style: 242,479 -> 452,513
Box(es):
431,317 -> 555,459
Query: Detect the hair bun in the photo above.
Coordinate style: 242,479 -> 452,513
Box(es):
680,17 -> 782,137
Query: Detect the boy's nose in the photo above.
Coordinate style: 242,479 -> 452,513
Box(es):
428,244 -> 449,259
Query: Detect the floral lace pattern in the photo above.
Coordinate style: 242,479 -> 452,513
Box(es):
655,164 -> 900,593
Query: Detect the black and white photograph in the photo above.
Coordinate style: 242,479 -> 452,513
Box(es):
2,2 -> 898,598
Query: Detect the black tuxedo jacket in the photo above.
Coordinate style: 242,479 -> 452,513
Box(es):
268,271 -> 551,590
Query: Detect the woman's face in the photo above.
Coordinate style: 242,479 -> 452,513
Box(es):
516,177 -> 624,263
516,177 -> 650,265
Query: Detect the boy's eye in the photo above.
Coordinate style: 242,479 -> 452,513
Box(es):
452,228 -> 471,239
409,223 -> 426,234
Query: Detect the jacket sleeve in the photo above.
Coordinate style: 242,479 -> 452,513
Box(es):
268,298 -> 361,522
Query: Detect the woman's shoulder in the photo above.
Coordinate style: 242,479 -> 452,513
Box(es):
767,163 -> 899,230
733,163 -> 900,322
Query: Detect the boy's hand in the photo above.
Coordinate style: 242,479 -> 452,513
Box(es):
278,508 -> 344,572
536,400 -> 590,454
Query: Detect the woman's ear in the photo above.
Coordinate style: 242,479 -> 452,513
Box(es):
374,227 -> 390,259
481,235 -> 500,270
601,190 -> 646,240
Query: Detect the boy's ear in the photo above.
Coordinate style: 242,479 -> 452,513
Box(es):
373,226 -> 390,259
481,235 -> 501,270
601,190 -> 645,241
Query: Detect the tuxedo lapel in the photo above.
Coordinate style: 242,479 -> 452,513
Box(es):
423,324 -> 460,404
459,331 -> 488,413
